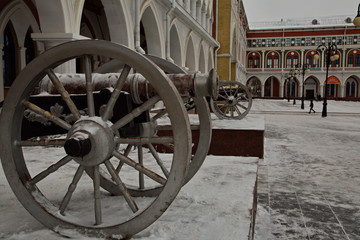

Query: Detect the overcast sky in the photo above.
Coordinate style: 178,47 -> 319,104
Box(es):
242,0 -> 360,22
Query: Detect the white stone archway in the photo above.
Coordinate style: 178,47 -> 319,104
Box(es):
141,6 -> 163,57
0,0 -> 40,102
198,43 -> 206,73
102,0 -> 132,47
185,35 -> 196,71
170,23 -> 182,67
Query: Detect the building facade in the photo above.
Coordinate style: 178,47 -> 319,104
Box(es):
0,0 -> 219,103
245,16 -> 360,100
216,0 -> 248,82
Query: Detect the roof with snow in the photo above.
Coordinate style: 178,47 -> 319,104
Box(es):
249,15 -> 356,30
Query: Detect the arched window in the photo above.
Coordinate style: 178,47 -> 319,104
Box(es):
266,52 -> 280,68
327,50 -> 341,67
248,52 -> 260,68
347,49 -> 360,67
305,51 -> 320,68
285,51 -> 299,68
2,22 -> 17,87
345,78 -> 358,97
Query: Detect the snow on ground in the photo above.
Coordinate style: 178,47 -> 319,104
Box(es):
1,98 -> 359,240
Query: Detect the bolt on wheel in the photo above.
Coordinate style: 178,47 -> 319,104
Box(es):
0,40 -> 191,239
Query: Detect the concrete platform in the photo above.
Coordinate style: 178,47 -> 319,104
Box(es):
157,114 -> 265,158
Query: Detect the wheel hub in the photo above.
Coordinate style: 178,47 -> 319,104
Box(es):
227,96 -> 236,106
65,117 -> 115,166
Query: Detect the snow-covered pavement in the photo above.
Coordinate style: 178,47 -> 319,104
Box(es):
252,99 -> 360,240
1,99 -> 359,239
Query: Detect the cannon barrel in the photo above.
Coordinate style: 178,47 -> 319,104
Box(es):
36,70 -> 218,103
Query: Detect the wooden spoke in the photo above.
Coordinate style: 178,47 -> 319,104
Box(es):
237,102 -> 248,111
23,101 -> 71,130
46,69 -> 81,120
28,155 -> 73,185
113,150 -> 167,185
102,64 -> 131,121
115,136 -> 174,145
115,144 -> 132,174
111,95 -> 161,131
93,165 -> 102,225
59,165 -> 85,215
84,55 -> 95,117
147,144 -> 170,178
104,161 -> 138,213
138,146 -> 145,189
151,109 -> 168,122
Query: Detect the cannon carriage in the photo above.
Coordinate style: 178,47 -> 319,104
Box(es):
0,40 -> 251,239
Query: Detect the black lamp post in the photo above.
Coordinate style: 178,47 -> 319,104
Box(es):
294,64 -> 310,109
286,68 -> 297,104
314,43 -> 339,117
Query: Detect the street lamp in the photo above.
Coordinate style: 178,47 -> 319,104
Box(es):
286,68 -> 297,104
314,43 -> 339,117
353,3 -> 360,26
294,64 -> 310,109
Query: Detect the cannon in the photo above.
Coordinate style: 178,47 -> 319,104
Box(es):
0,40 -> 250,239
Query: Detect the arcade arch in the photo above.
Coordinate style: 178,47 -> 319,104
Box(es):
185,35 -> 196,71
170,24 -> 182,66
345,76 -> 359,97
247,77 -> 261,97
140,6 -> 163,56
264,76 -> 280,97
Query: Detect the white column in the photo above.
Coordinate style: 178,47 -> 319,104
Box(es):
261,84 -> 265,97
191,0 -> 197,18
321,84 -> 325,97
19,47 -> 27,71
261,50 -> 265,71
201,8 -> 206,28
321,50 -> 325,70
196,1 -> 201,22
300,49 -> 305,65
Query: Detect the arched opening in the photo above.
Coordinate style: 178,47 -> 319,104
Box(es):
141,7 -> 162,56
2,22 -> 18,93
345,77 -> 359,97
170,25 -> 182,67
266,51 -> 280,68
248,52 -> 260,68
304,77 -> 319,99
81,0 -> 110,40
347,49 -> 360,67
305,50 -> 320,68
185,36 -> 196,71
285,51 -> 299,68
325,76 -> 340,98
247,77 -> 261,97
102,0 -> 130,46
199,45 -> 206,73
264,77 -> 280,97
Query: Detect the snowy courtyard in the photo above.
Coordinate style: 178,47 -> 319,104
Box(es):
1,99 -> 360,239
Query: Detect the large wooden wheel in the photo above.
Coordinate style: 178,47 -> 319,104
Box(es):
0,40 -> 192,239
210,81 -> 252,120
